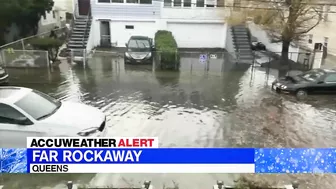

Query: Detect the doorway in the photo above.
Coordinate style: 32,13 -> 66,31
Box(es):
100,21 -> 111,47
78,0 -> 91,16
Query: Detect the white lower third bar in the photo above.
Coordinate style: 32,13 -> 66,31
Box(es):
30,164 -> 255,173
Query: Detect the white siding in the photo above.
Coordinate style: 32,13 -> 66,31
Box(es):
167,23 -> 226,48
161,7 -> 229,20
91,0 -> 161,19
110,21 -> 157,47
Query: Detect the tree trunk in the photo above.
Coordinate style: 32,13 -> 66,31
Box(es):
281,40 -> 290,61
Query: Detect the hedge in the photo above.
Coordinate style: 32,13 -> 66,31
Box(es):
154,30 -> 180,69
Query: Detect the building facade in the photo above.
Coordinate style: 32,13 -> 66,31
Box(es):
75,0 -> 230,50
38,0 -> 74,33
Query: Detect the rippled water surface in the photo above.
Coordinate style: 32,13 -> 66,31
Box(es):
3,52 -> 336,188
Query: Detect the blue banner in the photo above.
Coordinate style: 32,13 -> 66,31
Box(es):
27,148 -> 255,164
1,148 -> 27,173
255,148 -> 336,173
2,148 -> 336,173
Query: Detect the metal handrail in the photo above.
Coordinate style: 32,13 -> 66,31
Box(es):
82,6 -> 91,48
67,3 -> 78,43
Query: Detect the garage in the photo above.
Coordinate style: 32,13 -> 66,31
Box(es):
109,21 -> 156,47
167,22 -> 226,48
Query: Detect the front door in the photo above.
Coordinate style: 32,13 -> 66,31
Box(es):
78,0 -> 91,16
100,21 -> 111,47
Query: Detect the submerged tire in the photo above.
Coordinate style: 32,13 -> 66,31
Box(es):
296,89 -> 307,100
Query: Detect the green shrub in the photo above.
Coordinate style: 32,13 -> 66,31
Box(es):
155,30 -> 180,69
30,37 -> 63,62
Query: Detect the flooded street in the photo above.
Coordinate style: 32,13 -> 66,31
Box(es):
4,52 -> 336,188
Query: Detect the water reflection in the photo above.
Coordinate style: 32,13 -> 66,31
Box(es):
5,54 -> 336,188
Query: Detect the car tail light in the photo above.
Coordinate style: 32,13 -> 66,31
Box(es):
77,127 -> 99,136
98,120 -> 105,132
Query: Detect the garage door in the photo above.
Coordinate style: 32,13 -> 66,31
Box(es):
167,23 -> 226,48
110,21 -> 156,47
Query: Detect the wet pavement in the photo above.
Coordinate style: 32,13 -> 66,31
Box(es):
4,51 -> 336,188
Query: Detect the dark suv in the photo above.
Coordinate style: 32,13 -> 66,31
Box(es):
124,36 -> 154,64
0,66 -> 9,85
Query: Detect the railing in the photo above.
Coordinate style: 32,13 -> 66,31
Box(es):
82,6 -> 92,48
64,180 -> 300,189
68,3 -> 78,44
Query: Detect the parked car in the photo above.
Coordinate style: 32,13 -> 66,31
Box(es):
251,42 -> 266,51
0,66 -> 9,85
272,69 -> 336,99
0,87 -> 108,147
124,36 -> 154,64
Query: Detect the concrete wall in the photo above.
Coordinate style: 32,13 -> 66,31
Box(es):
91,0 -> 161,19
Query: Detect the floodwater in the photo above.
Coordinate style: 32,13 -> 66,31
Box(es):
3,51 -> 336,188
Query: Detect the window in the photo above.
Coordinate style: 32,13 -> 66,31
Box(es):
196,0 -> 205,7
125,25 -> 134,29
128,39 -> 150,49
14,90 -> 61,120
206,0 -> 215,7
173,0 -> 181,6
52,11 -> 55,18
233,0 -> 241,10
325,74 -> 336,82
217,0 -> 225,7
299,70 -> 325,82
184,0 -> 191,7
164,0 -> 171,7
140,0 -> 152,4
0,103 -> 26,124
126,0 -> 138,3
98,0 -> 111,2
112,0 -> 123,2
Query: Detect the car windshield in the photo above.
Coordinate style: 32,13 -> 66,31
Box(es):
14,90 -> 62,120
299,69 -> 325,81
128,39 -> 150,50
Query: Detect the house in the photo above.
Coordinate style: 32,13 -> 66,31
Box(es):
305,4 -> 336,56
70,0 -> 232,52
38,0 -> 75,33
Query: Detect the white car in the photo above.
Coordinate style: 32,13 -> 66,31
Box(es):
0,86 -> 107,147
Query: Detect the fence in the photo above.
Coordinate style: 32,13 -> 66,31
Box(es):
0,26 -> 69,52
62,180 -> 300,189
253,51 -> 314,70
0,50 -> 49,69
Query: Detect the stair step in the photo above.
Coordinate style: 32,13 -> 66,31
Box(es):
70,36 -> 89,40
232,31 -> 248,35
69,40 -> 87,44
234,37 -> 249,40
235,46 -> 251,49
71,34 -> 89,38
72,31 -> 87,35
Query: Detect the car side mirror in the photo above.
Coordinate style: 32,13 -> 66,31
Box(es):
15,117 -> 31,125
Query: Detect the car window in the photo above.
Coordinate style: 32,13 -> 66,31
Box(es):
325,74 -> 336,82
128,39 -> 150,49
300,70 -> 325,81
0,103 -> 26,124
14,90 -> 61,120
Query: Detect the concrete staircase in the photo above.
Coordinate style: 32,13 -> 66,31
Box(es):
68,16 -> 92,57
231,25 -> 254,64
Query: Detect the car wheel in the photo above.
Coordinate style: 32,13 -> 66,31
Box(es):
296,89 -> 307,100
